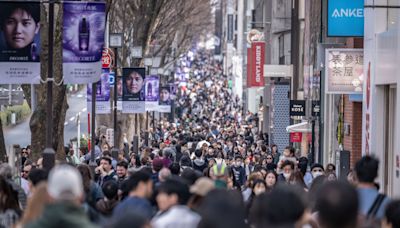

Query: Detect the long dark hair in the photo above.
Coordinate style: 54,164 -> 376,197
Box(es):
77,164 -> 93,194
0,176 -> 20,212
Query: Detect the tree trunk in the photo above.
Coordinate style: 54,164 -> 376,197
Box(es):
29,4 -> 68,161
0,118 -> 6,162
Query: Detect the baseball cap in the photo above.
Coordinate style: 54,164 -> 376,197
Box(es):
47,165 -> 83,201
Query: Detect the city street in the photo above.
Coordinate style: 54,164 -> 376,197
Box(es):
4,89 -> 88,149
0,1 -> 400,228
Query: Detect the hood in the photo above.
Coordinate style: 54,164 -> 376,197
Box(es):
27,202 -> 95,228
193,158 -> 205,166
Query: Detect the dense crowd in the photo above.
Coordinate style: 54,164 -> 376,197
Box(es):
1,50 -> 400,228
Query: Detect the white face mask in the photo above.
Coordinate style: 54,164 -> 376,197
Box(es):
312,171 -> 324,178
254,189 -> 265,195
283,173 -> 291,180
235,161 -> 242,167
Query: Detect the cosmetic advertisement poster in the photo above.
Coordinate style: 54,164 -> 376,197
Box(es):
87,68 -> 111,114
158,85 -> 172,113
122,67 -> 146,113
145,75 -> 159,111
63,2 -> 106,84
0,2 -> 41,84
116,76 -> 122,111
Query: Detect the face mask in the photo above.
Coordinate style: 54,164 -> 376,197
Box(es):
235,162 -> 242,167
283,173 -> 291,179
254,188 -> 265,195
312,171 -> 324,178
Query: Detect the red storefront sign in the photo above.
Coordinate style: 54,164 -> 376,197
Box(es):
247,42 -> 265,87
102,48 -> 114,68
290,132 -> 302,143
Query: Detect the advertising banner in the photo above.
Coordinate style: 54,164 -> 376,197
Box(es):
158,85 -> 172,113
325,49 -> 363,94
290,132 -> 302,143
63,2 -> 106,84
289,100 -> 306,116
122,67 -> 145,113
145,75 -> 159,111
247,42 -> 265,87
0,2 -> 41,84
327,0 -> 364,37
227,14 -> 233,43
116,76 -> 122,111
87,68 -> 111,114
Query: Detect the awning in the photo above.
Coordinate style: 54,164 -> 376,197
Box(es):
286,122 -> 311,133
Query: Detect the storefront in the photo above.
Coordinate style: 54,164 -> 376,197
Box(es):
363,0 -> 400,197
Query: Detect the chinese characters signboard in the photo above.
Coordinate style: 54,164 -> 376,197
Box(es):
325,49 -> 363,94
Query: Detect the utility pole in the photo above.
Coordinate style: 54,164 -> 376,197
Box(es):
43,0 -> 56,171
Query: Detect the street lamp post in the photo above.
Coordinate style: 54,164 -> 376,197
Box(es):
144,57 -> 153,147
43,0 -> 56,171
109,33 -> 123,158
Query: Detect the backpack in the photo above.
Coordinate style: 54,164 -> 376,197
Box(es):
359,193 -> 386,228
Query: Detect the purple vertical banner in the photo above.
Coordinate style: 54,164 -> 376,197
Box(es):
158,85 -> 171,113
63,2 -> 105,84
122,67 -> 146,113
116,76 -> 122,111
145,75 -> 159,111
87,68 -> 110,114
0,2 -> 41,84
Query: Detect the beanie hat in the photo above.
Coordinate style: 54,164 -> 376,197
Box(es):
47,165 -> 83,201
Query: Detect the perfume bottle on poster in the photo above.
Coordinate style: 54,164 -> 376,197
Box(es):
79,17 -> 90,51
147,82 -> 153,97
31,43 -> 37,61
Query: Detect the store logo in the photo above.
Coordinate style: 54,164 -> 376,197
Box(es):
255,45 -> 262,82
332,8 -> 363,18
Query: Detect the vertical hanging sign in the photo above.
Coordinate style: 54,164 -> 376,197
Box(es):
63,2 -> 106,84
158,85 -> 172,113
247,42 -> 265,87
145,75 -> 159,111
0,2 -> 41,84
227,14 -> 233,43
87,68 -> 111,114
122,68 -> 146,113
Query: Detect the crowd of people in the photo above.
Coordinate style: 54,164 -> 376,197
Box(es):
1,49 -> 400,228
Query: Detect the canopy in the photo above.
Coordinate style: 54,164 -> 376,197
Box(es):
286,122 -> 311,133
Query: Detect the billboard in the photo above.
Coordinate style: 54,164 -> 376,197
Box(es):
327,0 -> 364,37
0,2 -> 41,84
145,75 -> 159,111
158,85 -> 173,113
122,67 -> 145,113
325,49 -> 363,94
87,68 -> 111,114
63,2 -> 106,84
